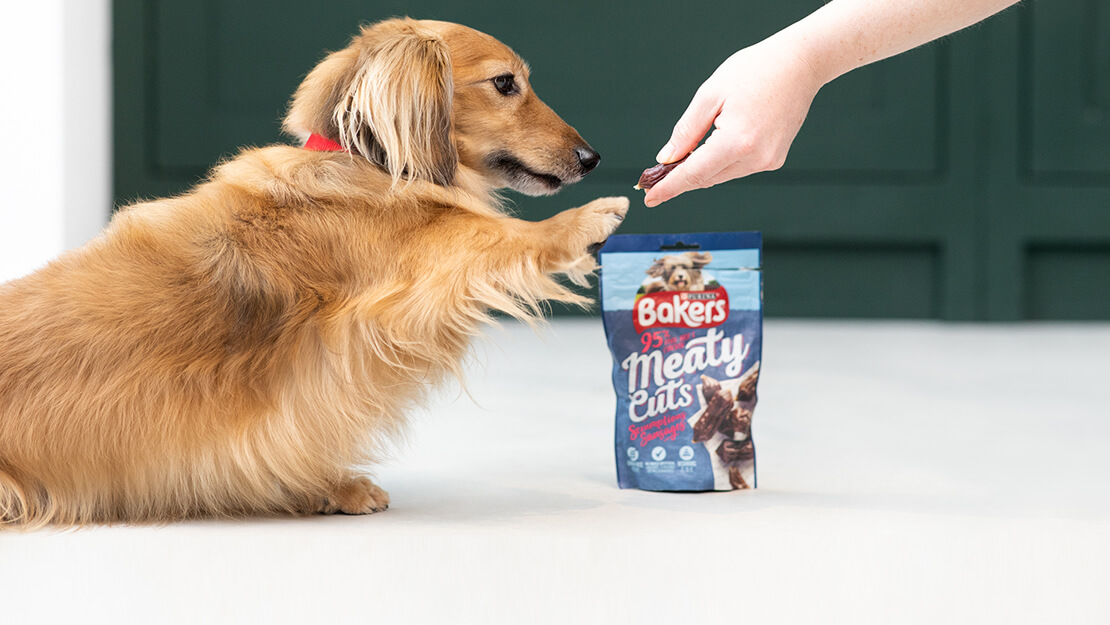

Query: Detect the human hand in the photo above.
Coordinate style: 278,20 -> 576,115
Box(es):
643,36 -> 824,207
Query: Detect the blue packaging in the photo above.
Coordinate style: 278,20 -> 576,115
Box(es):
599,232 -> 762,491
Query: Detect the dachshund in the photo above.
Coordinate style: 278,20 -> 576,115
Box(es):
0,18 -> 628,528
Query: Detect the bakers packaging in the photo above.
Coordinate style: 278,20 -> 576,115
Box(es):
599,233 -> 762,491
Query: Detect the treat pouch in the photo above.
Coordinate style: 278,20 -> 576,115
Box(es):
599,233 -> 762,491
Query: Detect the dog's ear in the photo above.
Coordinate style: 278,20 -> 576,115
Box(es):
283,45 -> 360,146
688,252 -> 713,269
338,20 -> 457,187
284,19 -> 457,187
646,259 -> 666,277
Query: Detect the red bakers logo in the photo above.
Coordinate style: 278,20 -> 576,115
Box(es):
634,287 -> 729,333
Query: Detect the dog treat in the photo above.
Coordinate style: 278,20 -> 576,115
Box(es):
693,375 -> 735,443
716,440 -> 754,463
717,407 -> 752,439
736,362 -> 760,402
728,466 -> 750,490
634,156 -> 688,190
599,232 -> 763,491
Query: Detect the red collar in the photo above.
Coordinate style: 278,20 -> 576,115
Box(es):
304,133 -> 348,152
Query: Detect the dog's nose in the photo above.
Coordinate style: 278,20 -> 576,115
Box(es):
575,147 -> 601,174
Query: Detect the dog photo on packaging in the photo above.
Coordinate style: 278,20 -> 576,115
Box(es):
644,252 -> 715,293
0,18 -> 628,528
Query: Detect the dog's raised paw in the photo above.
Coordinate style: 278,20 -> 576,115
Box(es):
319,476 -> 390,515
587,196 -> 630,223
579,196 -> 629,251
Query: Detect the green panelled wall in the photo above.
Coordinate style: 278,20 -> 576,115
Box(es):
113,0 -> 1110,320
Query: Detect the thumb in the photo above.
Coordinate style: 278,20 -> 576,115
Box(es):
656,88 -> 720,164
643,137 -> 729,207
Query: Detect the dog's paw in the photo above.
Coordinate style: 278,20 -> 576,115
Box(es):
577,196 -> 629,254
319,476 -> 390,515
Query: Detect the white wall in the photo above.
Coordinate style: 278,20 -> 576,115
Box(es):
0,0 -> 112,283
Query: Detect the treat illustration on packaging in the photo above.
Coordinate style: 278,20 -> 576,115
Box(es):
600,233 -> 762,492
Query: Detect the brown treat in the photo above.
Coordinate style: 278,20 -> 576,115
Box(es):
736,361 -> 761,401
700,373 -> 721,399
717,407 -> 737,437
693,395 -> 732,442
718,407 -> 752,439
693,374 -> 734,443
634,156 -> 688,190
728,466 -> 750,490
716,440 -> 754,463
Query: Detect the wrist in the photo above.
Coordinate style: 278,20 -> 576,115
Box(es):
769,21 -> 847,89
751,26 -> 831,98
767,0 -> 880,88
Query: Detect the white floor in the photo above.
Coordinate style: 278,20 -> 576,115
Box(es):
2,319 -> 1108,624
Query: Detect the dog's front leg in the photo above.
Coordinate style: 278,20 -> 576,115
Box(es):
529,196 -> 630,276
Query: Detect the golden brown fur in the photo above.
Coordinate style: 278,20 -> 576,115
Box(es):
0,18 -> 627,528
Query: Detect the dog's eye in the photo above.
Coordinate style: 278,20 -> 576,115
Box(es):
492,74 -> 518,96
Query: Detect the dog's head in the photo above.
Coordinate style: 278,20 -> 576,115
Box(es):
283,18 -> 600,195
646,252 -> 713,292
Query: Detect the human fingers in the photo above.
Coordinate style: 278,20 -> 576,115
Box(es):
643,133 -> 736,207
654,86 -> 721,165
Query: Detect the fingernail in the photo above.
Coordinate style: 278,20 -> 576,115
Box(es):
655,143 -> 674,164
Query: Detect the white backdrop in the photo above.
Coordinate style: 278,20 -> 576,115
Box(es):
0,0 -> 112,283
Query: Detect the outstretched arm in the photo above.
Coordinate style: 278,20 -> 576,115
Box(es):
643,0 -> 1021,207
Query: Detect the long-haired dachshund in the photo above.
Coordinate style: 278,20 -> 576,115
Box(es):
0,18 -> 628,528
